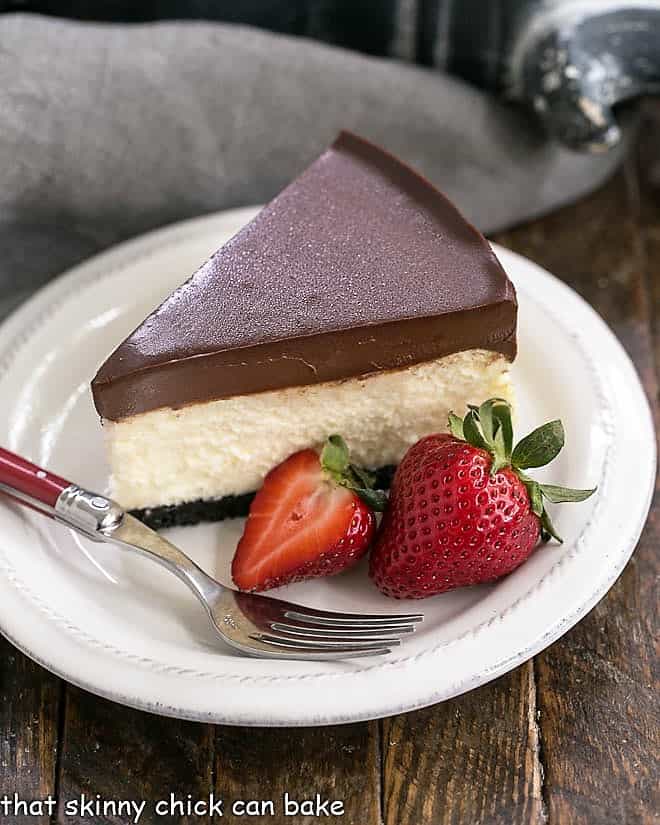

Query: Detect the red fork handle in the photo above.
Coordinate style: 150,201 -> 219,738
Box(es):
0,447 -> 71,510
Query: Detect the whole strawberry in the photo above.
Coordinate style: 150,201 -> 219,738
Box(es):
370,399 -> 595,599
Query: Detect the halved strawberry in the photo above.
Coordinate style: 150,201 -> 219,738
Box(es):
232,437 -> 386,592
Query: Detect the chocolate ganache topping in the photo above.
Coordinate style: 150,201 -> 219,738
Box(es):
92,131 -> 516,421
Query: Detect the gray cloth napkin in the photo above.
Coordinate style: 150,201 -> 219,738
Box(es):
0,13 -> 626,321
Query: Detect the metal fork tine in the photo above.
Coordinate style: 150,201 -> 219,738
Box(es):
214,591 -> 422,659
285,606 -> 424,621
253,633 -> 402,651
266,628 -> 403,645
231,634 -> 394,660
258,646 -> 393,660
271,621 -> 416,638
284,609 -> 423,627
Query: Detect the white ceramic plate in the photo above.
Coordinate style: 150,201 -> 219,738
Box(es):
0,208 -> 654,726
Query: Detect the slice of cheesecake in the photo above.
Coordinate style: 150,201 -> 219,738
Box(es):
92,131 -> 517,527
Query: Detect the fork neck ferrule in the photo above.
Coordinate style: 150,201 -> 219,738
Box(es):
55,485 -> 125,541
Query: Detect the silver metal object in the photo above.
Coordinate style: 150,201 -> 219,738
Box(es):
50,485 -> 422,661
422,0 -> 660,152
55,485 -> 124,540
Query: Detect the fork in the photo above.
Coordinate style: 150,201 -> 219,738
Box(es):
0,447 -> 422,660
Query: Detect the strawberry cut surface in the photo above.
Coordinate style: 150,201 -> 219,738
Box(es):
232,449 -> 376,592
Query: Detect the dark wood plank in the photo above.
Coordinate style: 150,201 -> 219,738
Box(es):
56,686 -> 214,824
495,161 -> 652,377
381,664 -> 544,825
534,509 -> 659,825
0,639 -> 62,824
637,98 -> 660,385
496,150 -> 659,824
214,722 -> 380,825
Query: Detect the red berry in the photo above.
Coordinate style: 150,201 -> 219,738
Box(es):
232,448 -> 376,592
369,434 -> 541,599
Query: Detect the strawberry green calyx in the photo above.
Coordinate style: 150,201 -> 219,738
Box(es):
320,435 -> 388,512
448,398 -> 596,543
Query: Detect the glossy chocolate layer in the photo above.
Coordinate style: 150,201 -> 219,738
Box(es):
93,131 -> 516,421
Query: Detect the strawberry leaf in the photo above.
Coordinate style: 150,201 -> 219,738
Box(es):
353,487 -> 388,511
511,420 -> 564,469
540,484 -> 596,503
529,481 -> 544,517
490,432 -> 509,474
477,398 -> 513,473
478,401 -> 495,443
517,471 -> 543,517
462,410 -> 489,451
491,398 -> 513,460
448,412 -> 464,440
540,509 -> 563,543
321,435 -> 388,512
351,464 -> 377,489
321,434 -> 350,475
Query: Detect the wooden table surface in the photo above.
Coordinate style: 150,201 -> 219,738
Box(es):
2,104 -> 658,825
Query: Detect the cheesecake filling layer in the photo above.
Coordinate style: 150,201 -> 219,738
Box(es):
106,350 -> 513,511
